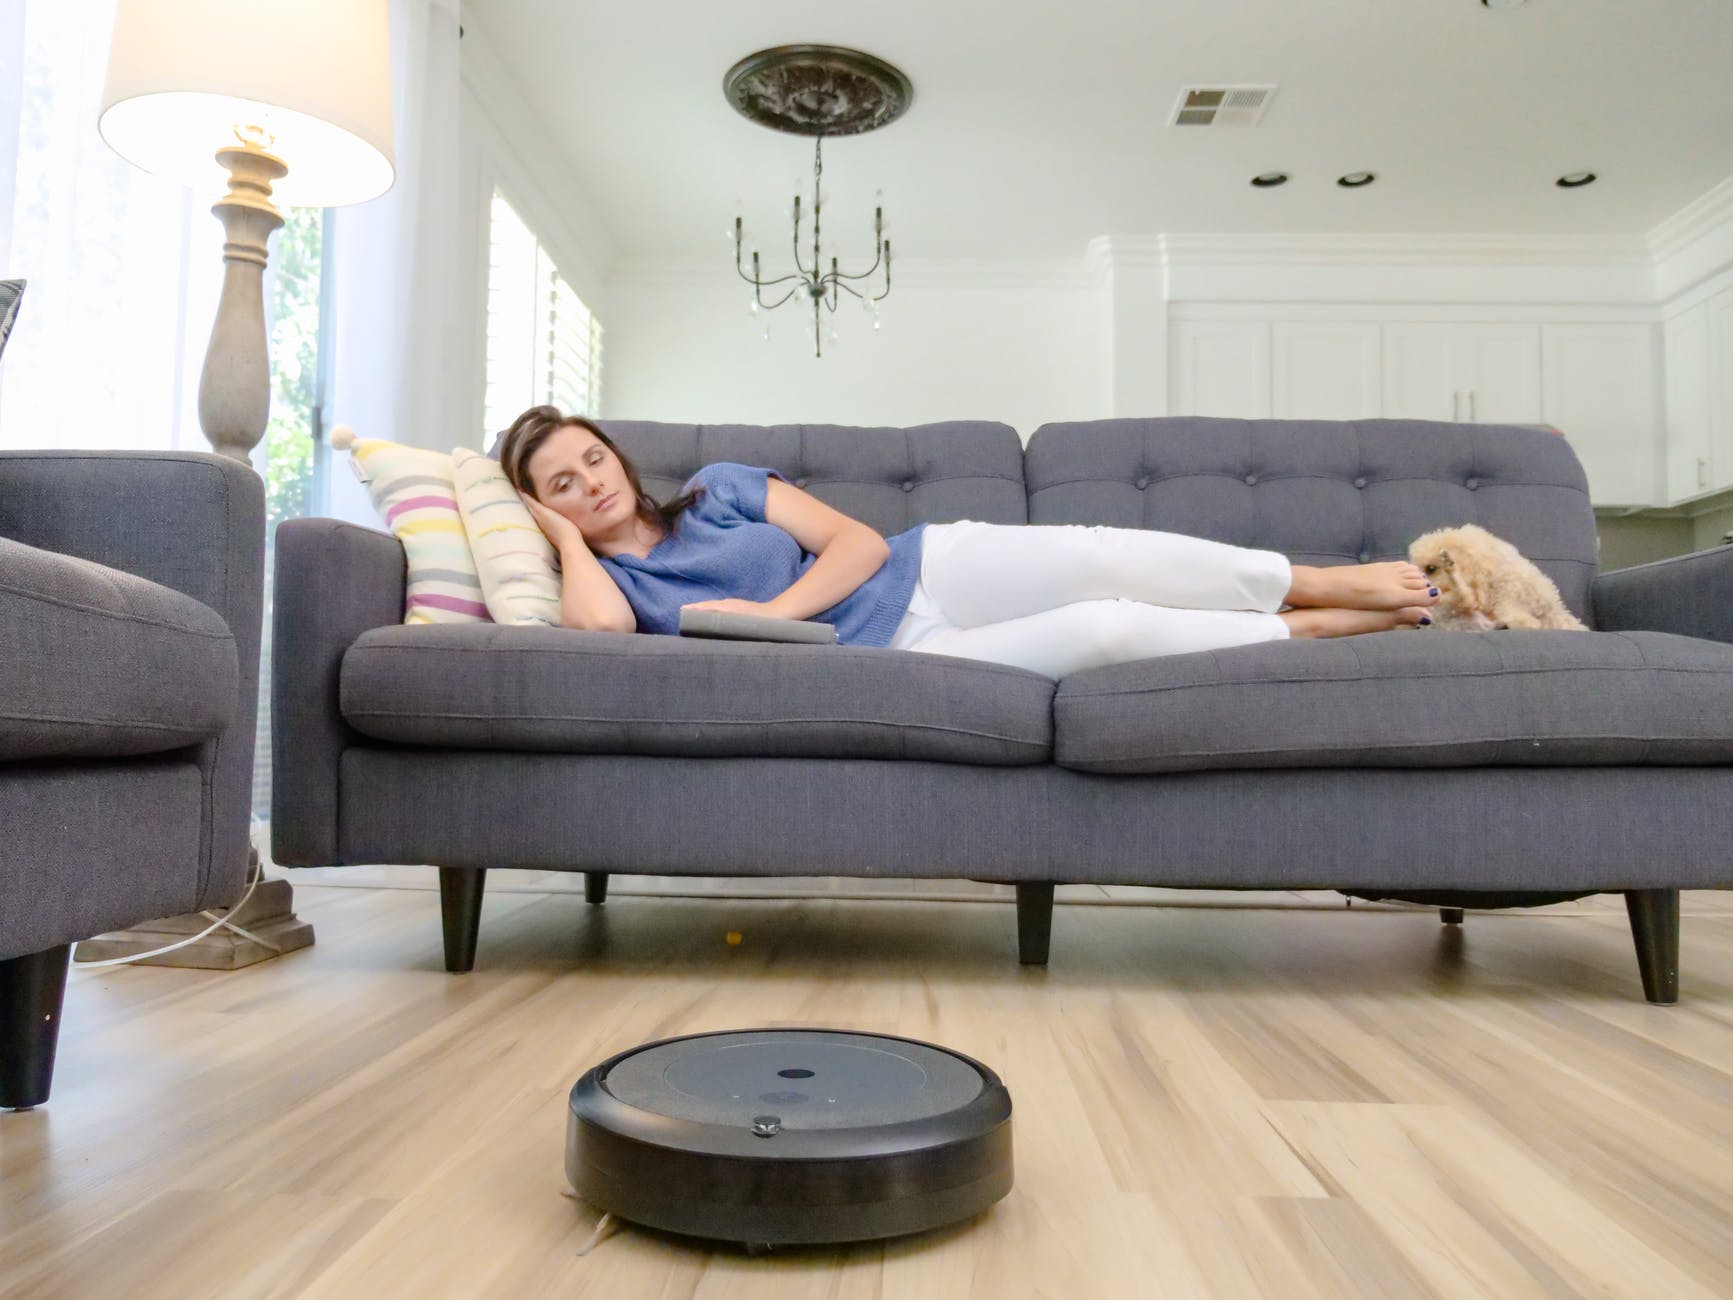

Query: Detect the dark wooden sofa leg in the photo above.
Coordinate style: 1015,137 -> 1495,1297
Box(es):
1624,888 -> 1679,1005
1,944 -> 72,1111
1440,908 -> 1464,926
439,868 -> 486,974
1015,883 -> 1055,966
585,872 -> 609,905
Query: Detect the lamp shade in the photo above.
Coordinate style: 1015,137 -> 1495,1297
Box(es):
98,0 -> 395,208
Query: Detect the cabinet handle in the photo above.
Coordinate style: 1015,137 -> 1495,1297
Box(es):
1467,390 -> 1476,421
1701,458 -> 1711,490
1452,390 -> 1461,421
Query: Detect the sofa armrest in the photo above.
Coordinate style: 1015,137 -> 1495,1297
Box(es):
270,516 -> 405,865
1592,544 -> 1733,643
0,450 -> 264,907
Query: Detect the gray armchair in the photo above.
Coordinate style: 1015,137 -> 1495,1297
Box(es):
0,451 -> 262,1109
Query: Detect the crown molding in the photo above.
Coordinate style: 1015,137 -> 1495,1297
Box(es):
608,228 -> 1677,296
1086,236 -> 1166,272
1158,233 -> 1650,268
1647,173 -> 1733,265
607,256 -> 1096,291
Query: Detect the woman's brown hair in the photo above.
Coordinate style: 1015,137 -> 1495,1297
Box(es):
494,406 -> 703,539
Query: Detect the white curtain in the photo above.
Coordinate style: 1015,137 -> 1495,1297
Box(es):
0,0 -> 221,453
1,0 -> 470,483
324,0 -> 467,524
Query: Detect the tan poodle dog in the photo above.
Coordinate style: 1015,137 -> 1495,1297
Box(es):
1407,524 -> 1587,631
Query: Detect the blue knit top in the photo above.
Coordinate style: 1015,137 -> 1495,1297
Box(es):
596,463 -> 927,648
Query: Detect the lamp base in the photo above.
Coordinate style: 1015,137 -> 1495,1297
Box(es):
198,140 -> 286,463
73,870 -> 314,971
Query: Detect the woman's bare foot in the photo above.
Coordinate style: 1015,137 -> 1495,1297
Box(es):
1286,562 -> 1438,611
1280,606 -> 1433,638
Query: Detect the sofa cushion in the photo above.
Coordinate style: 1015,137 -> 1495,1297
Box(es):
596,420 -> 1030,536
1024,417 -> 1600,625
337,432 -> 489,624
341,624 -> 1055,764
1054,629 -> 1733,774
0,537 -> 237,761
451,447 -> 561,626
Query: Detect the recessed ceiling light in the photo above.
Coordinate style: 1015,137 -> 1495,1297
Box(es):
1481,0 -> 1527,9
1338,171 -> 1376,188
1556,171 -> 1597,188
1250,172 -> 1289,188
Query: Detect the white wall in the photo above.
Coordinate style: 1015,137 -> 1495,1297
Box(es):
451,12 -> 616,452
603,233 -> 1661,439
453,27 -> 1733,544
603,263 -> 1101,437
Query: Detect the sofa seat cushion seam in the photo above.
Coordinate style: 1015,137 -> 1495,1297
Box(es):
342,708 -> 1047,746
1060,662 -> 1732,699
1062,733 -> 1733,765
0,578 -> 232,637
345,640 -> 1050,685
0,709 -> 218,731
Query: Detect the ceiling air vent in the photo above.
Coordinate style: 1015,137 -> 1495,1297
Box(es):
1170,86 -> 1276,127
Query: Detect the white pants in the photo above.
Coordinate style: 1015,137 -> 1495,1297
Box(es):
887,521 -> 1293,678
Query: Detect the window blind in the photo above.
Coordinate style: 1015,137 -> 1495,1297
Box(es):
483,190 -> 603,446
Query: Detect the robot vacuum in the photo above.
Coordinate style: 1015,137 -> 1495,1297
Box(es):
565,1028 -> 1013,1250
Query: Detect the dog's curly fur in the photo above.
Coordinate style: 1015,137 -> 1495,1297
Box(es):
1407,524 -> 1586,631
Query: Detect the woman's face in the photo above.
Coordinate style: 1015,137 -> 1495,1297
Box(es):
524,425 -> 637,543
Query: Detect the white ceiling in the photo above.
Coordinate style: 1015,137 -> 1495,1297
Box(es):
469,0 -> 1733,263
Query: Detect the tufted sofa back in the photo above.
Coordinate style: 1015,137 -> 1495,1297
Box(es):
595,420 -> 1029,535
593,417 -> 1602,624
1024,417 -> 1601,622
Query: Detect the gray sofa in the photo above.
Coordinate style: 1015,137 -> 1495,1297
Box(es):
1,451 -> 263,1108
271,417 -> 1733,1002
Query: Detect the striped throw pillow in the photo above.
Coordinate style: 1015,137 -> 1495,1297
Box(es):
333,429 -> 490,625
451,448 -> 562,626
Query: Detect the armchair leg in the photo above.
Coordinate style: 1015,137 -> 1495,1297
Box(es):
1624,889 -> 1679,1005
1015,883 -> 1055,966
2,944 -> 72,1110
585,872 -> 608,905
1440,908 -> 1464,926
438,868 -> 486,974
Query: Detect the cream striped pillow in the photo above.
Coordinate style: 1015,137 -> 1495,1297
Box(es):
332,428 -> 489,624
451,448 -> 562,626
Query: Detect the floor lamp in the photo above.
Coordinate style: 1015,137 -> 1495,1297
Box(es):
80,0 -> 396,968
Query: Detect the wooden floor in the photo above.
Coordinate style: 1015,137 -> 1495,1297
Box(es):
4,883 -> 1732,1299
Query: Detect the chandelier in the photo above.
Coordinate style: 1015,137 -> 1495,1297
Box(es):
724,46 -> 912,358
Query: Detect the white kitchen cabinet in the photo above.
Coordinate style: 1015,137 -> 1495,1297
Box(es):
1381,323 -> 1542,423
1380,324 -> 1457,421
1170,322 -> 1270,418
1708,287 -> 1733,495
1664,303 -> 1713,502
1270,323 -> 1381,419
1541,323 -> 1659,506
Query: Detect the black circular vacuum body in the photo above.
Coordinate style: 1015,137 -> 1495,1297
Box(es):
566,1029 -> 1013,1249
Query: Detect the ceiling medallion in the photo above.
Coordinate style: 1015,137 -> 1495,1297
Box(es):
724,45 -> 912,137
725,46 -> 912,357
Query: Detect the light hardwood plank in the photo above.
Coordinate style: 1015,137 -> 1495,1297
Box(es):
3,885 -> 1730,1299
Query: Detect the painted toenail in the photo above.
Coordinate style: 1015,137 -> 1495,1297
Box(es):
1429,587 -> 1439,596
1420,616 -> 1432,625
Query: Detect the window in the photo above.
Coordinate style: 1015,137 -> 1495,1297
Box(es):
483,189 -> 602,444
252,206 -> 327,824
1,0 -> 215,451
2,0 -> 325,829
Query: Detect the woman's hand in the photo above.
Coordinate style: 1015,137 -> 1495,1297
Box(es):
681,598 -> 786,619
518,491 -> 586,554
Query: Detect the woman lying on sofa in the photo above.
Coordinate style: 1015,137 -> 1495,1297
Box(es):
499,405 -> 1440,679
